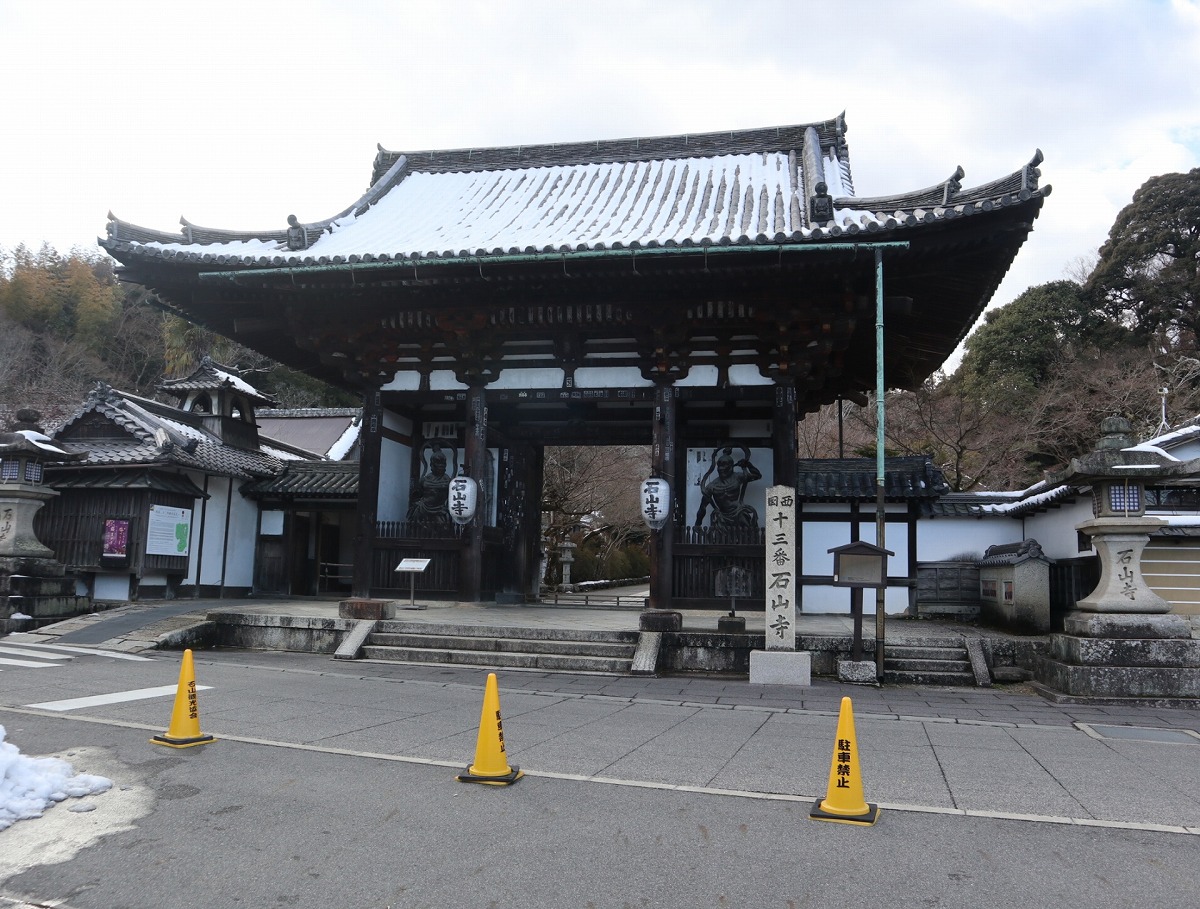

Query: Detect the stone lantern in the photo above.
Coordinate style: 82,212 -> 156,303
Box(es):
1034,416 -> 1200,702
1072,416 -> 1171,614
0,409 -> 89,625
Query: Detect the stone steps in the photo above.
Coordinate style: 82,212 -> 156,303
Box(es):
367,631 -> 637,659
884,642 -> 976,687
358,623 -> 638,674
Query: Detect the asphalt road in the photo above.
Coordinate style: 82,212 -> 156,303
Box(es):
1,647 -> 1198,908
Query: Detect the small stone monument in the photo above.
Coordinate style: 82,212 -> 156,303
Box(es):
0,409 -> 90,628
1035,416 -> 1200,702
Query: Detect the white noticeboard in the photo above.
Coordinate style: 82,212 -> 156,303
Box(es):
395,558 -> 432,573
146,505 -> 191,557
394,558 -> 431,609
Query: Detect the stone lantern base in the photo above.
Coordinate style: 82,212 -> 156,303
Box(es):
0,488 -> 87,626
1,555 -> 84,627
1035,611 -> 1200,703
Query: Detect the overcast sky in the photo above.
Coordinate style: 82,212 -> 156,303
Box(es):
2,0 -> 1198,353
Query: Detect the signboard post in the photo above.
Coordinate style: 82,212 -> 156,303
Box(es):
829,541 -> 893,683
394,557 -> 432,610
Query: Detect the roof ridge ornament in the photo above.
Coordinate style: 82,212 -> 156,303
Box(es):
802,126 -> 833,225
1022,149 -> 1044,193
942,166 -> 965,205
287,214 -> 309,251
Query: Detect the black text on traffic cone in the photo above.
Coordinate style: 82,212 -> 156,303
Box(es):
151,649 -> 215,748
810,696 -> 878,825
457,672 -> 523,785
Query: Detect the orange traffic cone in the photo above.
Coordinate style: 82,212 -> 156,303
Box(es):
457,672 -> 523,785
810,696 -> 878,825
151,649 -> 215,748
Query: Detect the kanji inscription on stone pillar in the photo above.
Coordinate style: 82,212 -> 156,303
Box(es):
764,485 -> 796,650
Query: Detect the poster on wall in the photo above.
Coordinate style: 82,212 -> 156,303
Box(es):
146,505 -> 192,556
100,517 -> 131,568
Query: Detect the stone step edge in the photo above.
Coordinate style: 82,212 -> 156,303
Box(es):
360,646 -> 632,673
366,633 -> 635,658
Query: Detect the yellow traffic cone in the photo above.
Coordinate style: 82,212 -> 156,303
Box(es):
456,672 -> 523,785
151,649 -> 215,748
810,696 -> 878,825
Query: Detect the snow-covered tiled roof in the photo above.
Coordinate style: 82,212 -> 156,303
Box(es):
158,357 -> 277,407
52,386 -> 284,480
101,117 -> 1049,271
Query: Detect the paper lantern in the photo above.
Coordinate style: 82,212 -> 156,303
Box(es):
640,477 -> 671,530
448,475 -> 479,525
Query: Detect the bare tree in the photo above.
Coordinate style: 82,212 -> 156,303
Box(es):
542,444 -> 649,578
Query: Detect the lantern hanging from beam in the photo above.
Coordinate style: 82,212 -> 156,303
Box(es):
640,477 -> 671,531
448,475 -> 479,525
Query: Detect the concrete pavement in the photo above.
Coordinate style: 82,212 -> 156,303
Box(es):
3,602 -> 1198,836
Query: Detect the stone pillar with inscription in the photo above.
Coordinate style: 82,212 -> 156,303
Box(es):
749,485 -> 811,685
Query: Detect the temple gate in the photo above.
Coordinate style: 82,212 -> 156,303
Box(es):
99,116 -> 1048,609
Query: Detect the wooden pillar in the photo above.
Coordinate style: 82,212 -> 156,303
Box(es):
773,379 -> 798,489
352,385 -> 383,599
649,380 -> 677,609
525,444 -> 545,601
496,442 -> 542,603
462,381 -> 487,602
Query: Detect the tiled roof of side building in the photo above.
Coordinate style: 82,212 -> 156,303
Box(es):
242,460 -> 359,499
158,357 -> 277,407
53,385 -> 284,480
795,457 -> 950,501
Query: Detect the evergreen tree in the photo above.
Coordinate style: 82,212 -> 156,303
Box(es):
1087,168 -> 1200,349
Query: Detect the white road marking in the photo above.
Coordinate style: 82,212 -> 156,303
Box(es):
0,657 -> 55,668
2,642 -> 154,661
0,645 -> 73,660
26,684 -> 213,711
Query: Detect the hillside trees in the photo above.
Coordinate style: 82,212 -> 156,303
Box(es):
0,245 -> 353,424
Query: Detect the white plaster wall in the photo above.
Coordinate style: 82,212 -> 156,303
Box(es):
801,584 -> 910,615
1022,498 -> 1094,560
93,573 -> 131,601
490,367 -> 566,389
181,470 -> 209,585
197,476 -> 232,586
378,410 -> 414,521
918,515 -> 1022,561
798,506 -> 911,615
223,490 -> 259,587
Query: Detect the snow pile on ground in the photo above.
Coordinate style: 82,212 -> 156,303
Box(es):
0,724 -> 112,830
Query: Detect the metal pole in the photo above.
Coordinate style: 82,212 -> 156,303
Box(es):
874,249 -> 887,684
